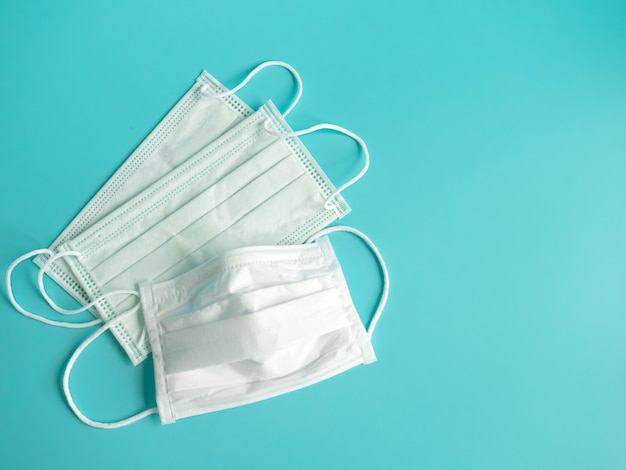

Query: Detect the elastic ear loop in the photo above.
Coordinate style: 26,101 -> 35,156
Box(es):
305,226 -> 389,338
63,306 -> 159,429
6,249 -> 101,328
264,121 -> 370,210
202,60 -> 303,118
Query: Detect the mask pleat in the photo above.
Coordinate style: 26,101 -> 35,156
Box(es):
166,328 -> 355,393
146,244 -> 328,316
89,145 -> 296,282
96,155 -> 305,294
161,288 -> 348,373
169,345 -> 364,420
159,274 -> 335,334
75,114 -> 272,266
153,172 -> 327,282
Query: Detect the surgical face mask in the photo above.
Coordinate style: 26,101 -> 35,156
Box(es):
32,61 -> 303,311
7,101 -> 370,364
61,226 -> 389,428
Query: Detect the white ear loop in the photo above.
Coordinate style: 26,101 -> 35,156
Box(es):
7,250 -> 155,427
6,249 -> 100,328
201,60 -> 303,118
63,305 -> 159,429
6,249 -> 138,329
305,226 -> 389,338
264,121 -> 370,210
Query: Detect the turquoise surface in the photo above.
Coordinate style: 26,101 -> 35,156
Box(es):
2,1 -> 626,468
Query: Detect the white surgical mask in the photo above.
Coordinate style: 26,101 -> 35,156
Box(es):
32,61 -> 303,311
7,102 -> 370,364
61,225 -> 388,428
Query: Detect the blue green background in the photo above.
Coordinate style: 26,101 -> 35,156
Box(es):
2,1 -> 626,468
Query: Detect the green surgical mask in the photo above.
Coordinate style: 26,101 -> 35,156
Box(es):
33,61 -> 303,311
